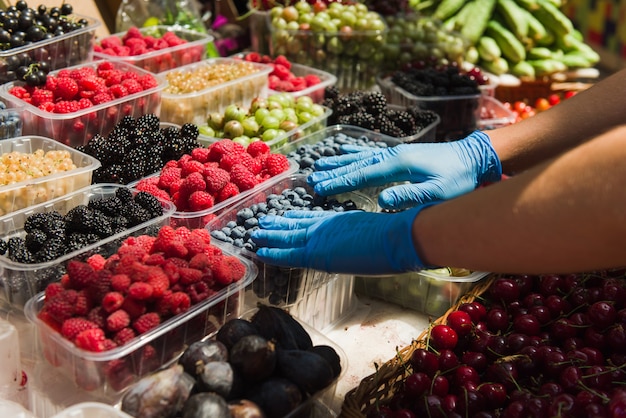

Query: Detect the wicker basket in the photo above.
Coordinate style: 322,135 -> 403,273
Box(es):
339,275 -> 495,418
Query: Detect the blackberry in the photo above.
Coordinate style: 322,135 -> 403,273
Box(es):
125,147 -> 149,181
88,196 -> 124,217
64,206 -> 113,238
109,215 -> 130,234
393,110 -> 418,137
362,92 -> 387,117
24,228 -> 47,253
65,232 -> 100,252
115,187 -> 134,204
133,191 -> 164,217
0,239 -> 7,255
135,114 -> 161,133
118,115 -> 136,130
34,237 -> 65,261
121,203 -> 153,226
324,85 -> 341,100
89,211 -> 115,237
7,237 -> 34,263
23,212 -> 63,234
391,66 -> 480,96
93,165 -> 125,184
180,123 -> 200,141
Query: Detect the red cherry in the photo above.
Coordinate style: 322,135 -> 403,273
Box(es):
458,301 -> 487,323
438,349 -> 459,372
404,372 -> 431,397
489,278 -> 521,303
550,318 -> 578,340
431,375 -> 450,397
512,313 -> 541,336
446,310 -> 473,336
461,351 -> 488,373
393,409 -> 416,418
430,324 -> 458,350
486,308 -> 509,333
455,365 -> 480,386
410,348 -> 439,377
588,301 -> 617,328
478,382 -> 507,409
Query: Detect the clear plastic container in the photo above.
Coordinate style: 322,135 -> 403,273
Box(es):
129,159 -> 299,230
355,270 -> 491,317
0,101 -> 23,140
197,106 -> 332,151
159,58 -> 273,126
0,61 -> 166,148
0,14 -> 100,86
51,402 -> 133,418
266,63 -> 337,103
93,26 -> 214,73
267,14 -> 388,92
478,96 -> 516,130
0,183 -> 175,309
385,104 -> 441,143
206,174 -> 375,330
24,243 -> 256,395
377,74 -> 481,141
0,136 -> 100,217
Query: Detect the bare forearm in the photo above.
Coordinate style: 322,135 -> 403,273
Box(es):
488,68 -> 626,174
413,125 -> 626,274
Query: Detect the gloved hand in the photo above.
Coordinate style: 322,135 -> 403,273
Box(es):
250,205 -> 437,275
307,131 -> 502,210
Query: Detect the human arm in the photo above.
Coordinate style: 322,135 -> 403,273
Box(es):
414,124 -> 626,274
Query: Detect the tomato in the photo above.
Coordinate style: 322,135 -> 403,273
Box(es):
563,90 -> 577,99
534,97 -> 551,112
548,93 -> 561,106
513,100 -> 527,114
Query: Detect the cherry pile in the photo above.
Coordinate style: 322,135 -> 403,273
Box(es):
369,270 -> 626,418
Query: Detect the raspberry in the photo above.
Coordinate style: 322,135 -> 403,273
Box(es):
144,253 -> 166,266
121,78 -> 143,95
188,190 -> 214,211
123,26 -> 143,41
245,52 -> 261,62
183,233 -> 206,257
188,253 -> 210,270
55,77 -> 79,100
180,172 -> 206,196
151,225 -> 177,253
66,260 -> 96,290
271,64 -> 292,81
139,74 -> 158,90
75,291 -> 92,316
103,69 -> 123,86
246,140 -> 270,157
87,307 -> 107,328
128,282 -> 154,300
219,152 -> 250,172
304,74 -> 321,86
208,139 -> 245,162
31,88 -> 54,106
46,290 -> 78,322
79,75 -> 106,91
8,85 -> 30,99
274,55 -> 292,70
180,159 -> 205,178
191,147 -> 210,163
230,164 -> 259,191
216,182 -> 239,202
70,67 -> 97,80
77,98 -> 93,109
102,291 -> 125,312
158,167 -> 182,190
109,274 -> 130,293
87,254 -> 107,271
44,282 -> 64,300
164,240 -> 188,259
213,255 -> 246,285
146,269 -> 170,298
175,227 -> 192,241
178,267 -> 203,285
121,297 -> 146,319
54,100 -> 80,114
75,328 -> 107,352
202,166 -> 230,194
169,292 -> 191,315
162,259 -> 181,285
106,310 -> 131,332
191,228 -> 212,244
263,153 -> 290,176
61,318 -> 99,341
109,84 -> 129,98
186,281 -> 214,304
92,91 -> 114,105
113,327 -> 136,346
132,312 -> 161,334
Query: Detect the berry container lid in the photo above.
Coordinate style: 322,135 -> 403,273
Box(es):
23,241 -> 257,396
93,26 -> 215,74
355,269 -> 491,317
266,12 -> 388,92
477,95 -> 516,130
376,73 -> 482,141
196,105 -> 332,151
0,14 -> 100,85
0,135 -> 100,218
159,57 -> 273,126
205,173 -> 376,331
0,183 -> 175,309
0,60 -> 166,149
128,158 -> 300,230
50,402 -> 133,418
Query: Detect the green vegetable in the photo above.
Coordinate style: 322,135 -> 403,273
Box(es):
477,36 -> 502,61
485,19 -> 526,63
433,0 -> 466,20
496,0 -> 529,39
480,57 -> 510,75
528,47 -> 553,60
520,8 -> 548,43
460,0 -> 497,44
529,59 -> 567,76
533,0 -> 573,36
510,60 -> 536,78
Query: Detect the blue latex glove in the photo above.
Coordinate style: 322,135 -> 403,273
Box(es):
307,131 -> 502,210
250,205 -> 437,275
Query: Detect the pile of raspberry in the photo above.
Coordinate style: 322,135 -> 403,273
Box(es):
95,26 -> 188,57
37,225 -> 247,354
241,52 -> 321,92
134,140 -> 292,213
7,61 -> 159,113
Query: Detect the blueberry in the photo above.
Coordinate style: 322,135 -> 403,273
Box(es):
220,226 -> 232,236
299,157 -> 315,168
256,202 -> 268,214
231,226 -> 246,240
236,207 -> 254,223
244,217 -> 259,229
243,242 -> 255,252
226,220 -> 237,229
291,198 -> 305,207
268,199 -> 283,210
210,230 -> 229,242
293,187 -> 307,196
233,238 -> 244,247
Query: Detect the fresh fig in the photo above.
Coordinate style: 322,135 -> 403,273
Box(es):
179,340 -> 229,378
276,349 -> 335,394
228,399 -> 266,418
230,334 -> 276,382
121,364 -> 195,418
308,345 -> 342,378
216,318 -> 259,350
197,360 -> 244,400
246,377 -> 303,418
182,392 -> 230,418
250,305 -> 313,350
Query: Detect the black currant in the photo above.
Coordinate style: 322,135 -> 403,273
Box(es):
15,1 -> 28,11
37,4 -> 47,15
60,3 -> 73,16
49,7 -> 60,18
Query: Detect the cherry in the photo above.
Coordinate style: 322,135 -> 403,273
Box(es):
584,365 -> 612,390
566,349 -> 591,367
486,361 -> 518,391
486,335 -> 507,359
544,351 -> 568,378
580,346 -> 604,366
486,308 -> 509,333
584,326 -> 607,350
478,382 -> 507,408
501,400 -> 526,418
608,388 -> 626,418
430,324 -> 458,350
505,333 -> 529,353
512,313 -> 541,336
561,337 -> 584,352
438,349 -> 459,372
525,396 -> 548,417
403,372 -> 431,397
588,301 -> 617,329
410,348 -> 439,377
489,278 -> 520,304
550,317 -> 578,340
559,365 -> 583,392
507,301 -> 527,317
441,394 -> 457,413
455,389 -> 486,416
458,301 -> 487,324
461,351 -> 488,373
538,382 -> 563,397
513,274 -> 534,296
454,365 -> 480,387
431,375 -> 449,397
393,408 -> 416,418
528,305 -> 551,325
606,324 -> 626,351
568,311 -> 590,328
523,292 -> 545,308
539,274 -> 563,295
617,308 -> 626,324
585,403 -> 608,416
544,294 -> 572,317
446,310 -> 473,337
547,393 -> 576,418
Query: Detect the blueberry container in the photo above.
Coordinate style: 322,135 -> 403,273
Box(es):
93,26 -> 214,73
0,183 -> 175,309
159,58 -> 273,126
376,73 -> 481,141
477,95 -> 516,130
24,242 -> 256,396
205,174 -> 376,331
355,269 -> 491,317
197,106 -> 332,152
0,136 -> 100,217
0,60 -> 166,148
0,101 -> 23,140
0,14 -> 99,85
